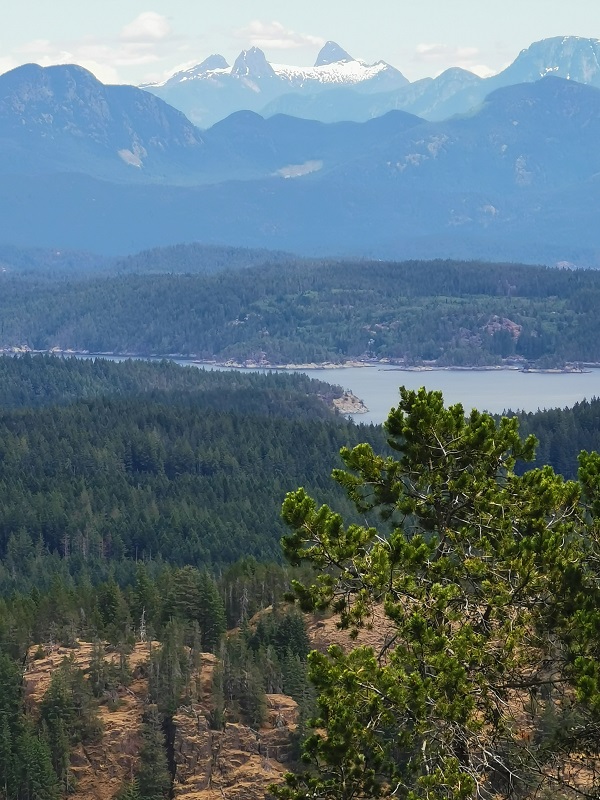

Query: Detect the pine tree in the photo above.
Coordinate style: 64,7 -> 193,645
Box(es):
0,715 -> 16,799
274,387 -> 600,800
197,571 -> 227,653
137,706 -> 170,800
18,725 -> 61,800
116,779 -> 141,800
88,639 -> 109,699
208,657 -> 225,731
148,620 -> 189,715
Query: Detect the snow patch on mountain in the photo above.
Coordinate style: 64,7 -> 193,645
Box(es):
270,59 -> 392,86
148,45 -> 402,90
275,160 -> 323,178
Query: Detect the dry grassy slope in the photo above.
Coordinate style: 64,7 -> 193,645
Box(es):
24,641 -> 300,800
22,611 -> 388,800
25,641 -> 151,800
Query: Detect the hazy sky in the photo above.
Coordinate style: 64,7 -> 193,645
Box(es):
2,0 -> 600,85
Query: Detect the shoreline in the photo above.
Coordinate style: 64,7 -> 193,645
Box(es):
331,391 -> 369,416
2,349 -> 596,375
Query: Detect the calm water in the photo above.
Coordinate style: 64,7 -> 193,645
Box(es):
80,355 -> 600,425
169,361 -> 600,425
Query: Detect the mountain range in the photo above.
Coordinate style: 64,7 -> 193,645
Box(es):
1,37 -> 600,265
143,36 -> 600,127
143,40 -> 409,128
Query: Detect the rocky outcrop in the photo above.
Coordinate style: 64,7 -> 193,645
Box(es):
332,391 -> 369,415
484,315 -> 522,340
24,642 -> 298,800
173,694 -> 298,800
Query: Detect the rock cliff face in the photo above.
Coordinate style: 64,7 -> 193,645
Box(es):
24,642 -> 298,800
173,695 -> 298,800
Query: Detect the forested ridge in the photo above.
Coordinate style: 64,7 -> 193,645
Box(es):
0,353 -> 346,413
0,356 -> 368,800
0,356 -> 599,799
3,259 -> 600,365
0,357 -> 386,583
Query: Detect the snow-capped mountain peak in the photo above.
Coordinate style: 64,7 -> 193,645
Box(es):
197,54 -> 230,73
315,41 -> 354,67
270,58 -> 398,86
231,48 -> 276,79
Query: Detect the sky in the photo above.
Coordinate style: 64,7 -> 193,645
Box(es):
1,0 -> 600,86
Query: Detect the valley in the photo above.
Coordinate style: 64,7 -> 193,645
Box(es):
1,18 -> 600,800
0,38 -> 600,262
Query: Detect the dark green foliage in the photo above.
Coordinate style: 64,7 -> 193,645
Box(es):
0,653 -> 60,800
219,607 -> 314,729
249,608 -> 310,663
208,659 -> 225,731
0,353 -> 346,416
137,706 -> 171,800
2,259 -> 600,365
116,780 -> 142,800
0,359 -> 376,588
148,621 -> 190,716
220,558 -> 301,628
88,640 -> 131,703
39,657 -> 102,789
164,567 -> 226,653
18,725 -> 61,800
510,397 -> 600,479
222,634 -> 268,729
275,387 -> 600,800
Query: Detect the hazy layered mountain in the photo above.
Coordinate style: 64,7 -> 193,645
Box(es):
201,108 -> 422,179
492,35 -> 600,87
143,41 -> 408,127
0,63 -> 423,183
262,35 -> 600,123
0,63 -> 207,182
1,74 -> 600,266
262,68 -> 484,124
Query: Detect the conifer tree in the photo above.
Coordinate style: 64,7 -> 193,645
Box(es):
18,724 -> 61,800
137,706 -> 170,800
148,620 -> 189,715
274,387 -> 600,800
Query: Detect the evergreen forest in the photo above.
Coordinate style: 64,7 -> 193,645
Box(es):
3,259 -> 600,366
0,354 -> 598,798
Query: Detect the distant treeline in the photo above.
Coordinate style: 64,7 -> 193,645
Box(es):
2,259 -> 600,365
0,355 -> 599,800
0,353 -> 345,414
509,397 -> 600,479
0,356 -> 384,589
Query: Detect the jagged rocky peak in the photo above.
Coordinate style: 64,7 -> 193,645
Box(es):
501,35 -> 600,85
197,54 -> 230,72
315,41 -> 354,67
231,47 -> 276,79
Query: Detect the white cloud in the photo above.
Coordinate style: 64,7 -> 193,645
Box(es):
120,12 -> 172,43
10,35 -> 159,83
413,43 -> 496,77
234,20 -> 324,51
0,57 -> 18,76
1,13 -> 197,84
